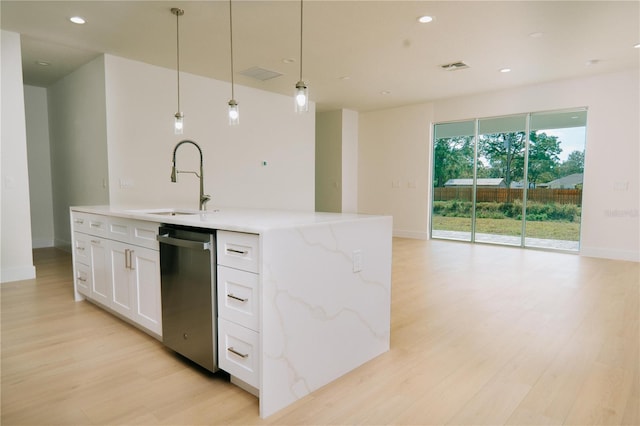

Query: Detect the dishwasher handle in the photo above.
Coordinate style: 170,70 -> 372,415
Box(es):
157,234 -> 211,251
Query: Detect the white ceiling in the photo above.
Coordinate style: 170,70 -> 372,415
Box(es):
2,1 -> 639,112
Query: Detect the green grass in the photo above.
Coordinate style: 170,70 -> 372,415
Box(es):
432,215 -> 580,241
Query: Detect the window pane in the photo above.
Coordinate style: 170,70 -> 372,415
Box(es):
476,115 -> 527,246
432,121 -> 475,241
525,109 -> 586,250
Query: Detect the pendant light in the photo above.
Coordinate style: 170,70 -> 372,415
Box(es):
294,0 -> 309,113
227,0 -> 239,125
171,7 -> 185,134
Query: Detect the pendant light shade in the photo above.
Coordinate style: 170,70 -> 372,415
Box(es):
294,0 -> 309,113
172,7 -> 185,134
227,0 -> 239,125
228,99 -> 239,125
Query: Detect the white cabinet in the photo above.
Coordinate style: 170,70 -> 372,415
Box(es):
89,237 -> 110,307
71,210 -> 161,337
108,241 -> 161,335
217,230 -> 260,390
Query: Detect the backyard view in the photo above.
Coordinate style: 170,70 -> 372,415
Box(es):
432,111 -> 586,250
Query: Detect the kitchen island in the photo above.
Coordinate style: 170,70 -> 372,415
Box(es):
70,205 -> 392,418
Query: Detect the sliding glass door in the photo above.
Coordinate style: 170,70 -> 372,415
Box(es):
431,120 -> 475,242
431,109 -> 586,251
525,110 -> 586,250
475,115 -> 526,246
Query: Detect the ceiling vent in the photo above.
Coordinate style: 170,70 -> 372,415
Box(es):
440,61 -> 469,71
239,66 -> 283,81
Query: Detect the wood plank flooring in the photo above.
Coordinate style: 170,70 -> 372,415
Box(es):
1,240 -> 638,425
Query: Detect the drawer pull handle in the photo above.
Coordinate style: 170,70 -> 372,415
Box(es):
227,347 -> 249,358
91,240 -> 101,245
74,219 -> 84,224
227,248 -> 247,255
76,247 -> 85,251
77,276 -> 87,282
90,222 -> 102,228
227,293 -> 248,302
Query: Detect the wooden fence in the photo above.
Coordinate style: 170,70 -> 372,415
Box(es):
433,187 -> 582,206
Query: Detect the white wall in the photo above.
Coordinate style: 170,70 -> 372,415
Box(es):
359,103 -> 433,239
1,30 -> 35,283
358,69 -> 639,261
103,54 -> 315,211
24,85 -> 55,248
341,109 -> 358,214
315,109 -> 358,214
316,110 -> 342,212
47,55 -> 110,249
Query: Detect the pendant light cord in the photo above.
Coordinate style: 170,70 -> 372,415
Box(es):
229,0 -> 235,99
299,0 -> 303,81
175,9 -> 182,112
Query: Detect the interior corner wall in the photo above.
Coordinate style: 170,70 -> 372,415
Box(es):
103,54 -> 314,211
359,69 -> 639,261
358,103 -> 433,239
1,30 -> 36,283
316,110 -> 343,212
47,55 -> 110,250
433,69 -> 639,262
341,109 -> 359,214
24,85 -> 55,248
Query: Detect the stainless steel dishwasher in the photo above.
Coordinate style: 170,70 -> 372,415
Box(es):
157,225 -> 217,372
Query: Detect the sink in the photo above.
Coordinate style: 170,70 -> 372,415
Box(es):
129,208 -> 201,216
130,208 -> 219,216
147,211 -> 200,216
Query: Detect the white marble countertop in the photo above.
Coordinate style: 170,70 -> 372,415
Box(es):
71,205 -> 386,234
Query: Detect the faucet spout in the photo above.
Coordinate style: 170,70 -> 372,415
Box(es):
170,140 -> 211,211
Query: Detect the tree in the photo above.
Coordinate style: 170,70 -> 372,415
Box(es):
478,132 -> 526,188
527,132 -> 562,187
433,136 -> 474,187
556,150 -> 584,177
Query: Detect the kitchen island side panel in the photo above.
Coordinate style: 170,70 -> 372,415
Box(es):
259,216 -> 392,418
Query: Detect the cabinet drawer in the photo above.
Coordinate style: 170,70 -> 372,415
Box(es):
108,217 -> 159,250
73,232 -> 90,264
218,266 -> 259,331
217,231 -> 259,273
71,211 -> 90,234
86,214 -> 107,237
218,318 -> 260,388
74,262 -> 91,297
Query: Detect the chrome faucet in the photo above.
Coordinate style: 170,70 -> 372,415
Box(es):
170,140 -> 211,211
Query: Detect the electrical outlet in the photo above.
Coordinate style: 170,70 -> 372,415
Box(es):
352,249 -> 362,273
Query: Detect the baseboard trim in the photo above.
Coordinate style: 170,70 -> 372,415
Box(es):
580,246 -> 639,262
1,265 -> 36,284
32,239 -> 55,249
393,230 -> 428,240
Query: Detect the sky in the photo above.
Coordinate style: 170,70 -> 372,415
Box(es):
542,127 -> 586,162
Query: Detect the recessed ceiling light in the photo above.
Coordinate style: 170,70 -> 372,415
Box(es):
69,16 -> 86,24
634,43 -> 640,49
499,68 -> 511,73
282,58 -> 296,64
585,59 -> 601,66
338,76 -> 351,80
528,32 -> 544,38
417,15 -> 433,23
380,90 -> 391,95
35,60 -> 51,66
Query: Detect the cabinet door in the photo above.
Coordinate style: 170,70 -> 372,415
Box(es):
108,241 -> 135,319
89,238 -> 110,306
131,247 -> 162,336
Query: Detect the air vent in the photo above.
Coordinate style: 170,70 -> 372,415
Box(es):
440,61 -> 470,71
239,66 -> 283,81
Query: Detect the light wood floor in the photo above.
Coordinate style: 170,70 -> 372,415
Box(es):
1,239 -> 638,425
